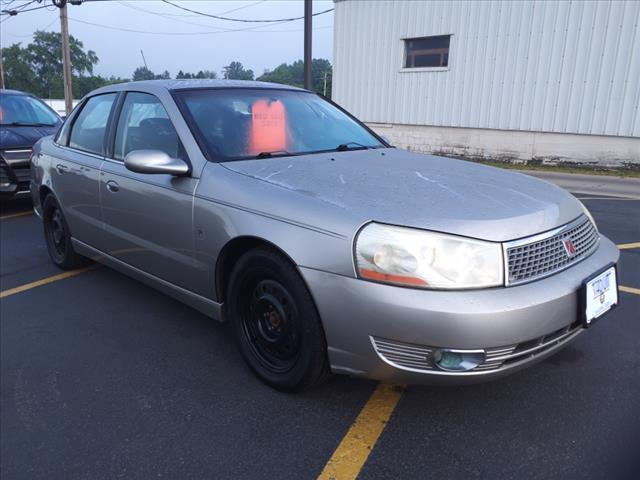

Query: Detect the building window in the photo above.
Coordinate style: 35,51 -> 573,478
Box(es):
404,35 -> 451,68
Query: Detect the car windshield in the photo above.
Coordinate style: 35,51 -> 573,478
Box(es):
0,93 -> 61,127
175,88 -> 384,161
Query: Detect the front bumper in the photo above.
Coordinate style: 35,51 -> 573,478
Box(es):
0,155 -> 31,199
301,236 -> 620,385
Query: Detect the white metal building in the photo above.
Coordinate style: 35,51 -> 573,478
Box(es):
332,0 -> 640,167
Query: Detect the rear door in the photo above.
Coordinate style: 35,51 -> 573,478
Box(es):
50,93 -> 117,249
99,91 -> 199,290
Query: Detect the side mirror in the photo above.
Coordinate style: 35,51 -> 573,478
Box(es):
124,150 -> 189,176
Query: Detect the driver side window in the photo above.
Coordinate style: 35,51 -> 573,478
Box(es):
114,92 -> 183,161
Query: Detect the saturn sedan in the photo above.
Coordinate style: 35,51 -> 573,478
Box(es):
30,80 -> 619,391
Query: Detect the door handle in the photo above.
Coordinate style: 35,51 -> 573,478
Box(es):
106,180 -> 120,192
55,164 -> 69,174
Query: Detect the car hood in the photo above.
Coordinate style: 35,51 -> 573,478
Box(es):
0,125 -> 59,149
223,149 -> 584,242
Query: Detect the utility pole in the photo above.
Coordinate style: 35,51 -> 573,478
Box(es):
303,0 -> 312,90
0,48 -> 5,89
140,50 -> 148,69
56,0 -> 74,115
323,70 -> 327,96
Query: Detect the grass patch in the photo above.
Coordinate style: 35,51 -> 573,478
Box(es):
467,160 -> 640,178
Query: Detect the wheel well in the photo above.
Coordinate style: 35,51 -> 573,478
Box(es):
39,185 -> 53,205
215,236 -> 296,303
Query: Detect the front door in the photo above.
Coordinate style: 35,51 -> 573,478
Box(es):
99,92 -> 199,291
51,93 -> 117,249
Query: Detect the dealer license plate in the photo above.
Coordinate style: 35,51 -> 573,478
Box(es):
583,266 -> 618,326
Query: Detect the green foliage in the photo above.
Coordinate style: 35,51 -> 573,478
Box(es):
176,70 -> 217,79
131,67 -> 172,81
223,61 -> 254,81
1,31 -> 333,101
132,66 -> 156,81
1,30 -> 123,98
1,44 -> 37,94
258,58 -> 332,97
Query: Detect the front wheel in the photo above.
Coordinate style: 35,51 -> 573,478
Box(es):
42,195 -> 90,270
227,247 -> 330,392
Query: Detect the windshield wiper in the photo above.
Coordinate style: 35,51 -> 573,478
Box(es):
335,142 -> 371,152
255,150 -> 292,159
3,122 -> 58,127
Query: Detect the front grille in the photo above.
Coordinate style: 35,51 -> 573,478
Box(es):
371,321 -> 583,374
0,162 -> 13,187
12,166 -> 31,187
505,216 -> 599,285
0,149 -> 31,165
371,337 -> 434,371
475,320 -> 583,371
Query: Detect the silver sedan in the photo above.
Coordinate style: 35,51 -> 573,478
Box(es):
30,80 -> 620,391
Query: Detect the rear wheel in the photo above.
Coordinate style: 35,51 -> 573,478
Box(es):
227,246 -> 330,392
43,195 -> 90,270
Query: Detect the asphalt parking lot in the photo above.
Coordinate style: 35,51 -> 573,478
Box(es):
1,188 -> 639,480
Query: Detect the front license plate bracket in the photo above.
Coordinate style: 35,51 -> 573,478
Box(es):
580,263 -> 618,328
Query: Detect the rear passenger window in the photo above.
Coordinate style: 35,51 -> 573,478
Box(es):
68,93 -> 117,155
114,92 -> 183,161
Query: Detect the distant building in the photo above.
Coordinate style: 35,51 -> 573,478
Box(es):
332,0 -> 639,167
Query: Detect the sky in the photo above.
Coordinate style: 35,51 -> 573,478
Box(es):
0,0 -> 335,78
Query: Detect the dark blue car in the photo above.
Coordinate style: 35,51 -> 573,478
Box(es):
0,89 -> 62,199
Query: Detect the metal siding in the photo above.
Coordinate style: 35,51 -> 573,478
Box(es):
332,0 -> 640,137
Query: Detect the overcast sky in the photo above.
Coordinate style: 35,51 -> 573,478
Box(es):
0,0 -> 335,78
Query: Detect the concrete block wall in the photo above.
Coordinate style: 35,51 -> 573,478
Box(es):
368,123 -> 640,169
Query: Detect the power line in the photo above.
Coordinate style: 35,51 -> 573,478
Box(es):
161,0 -> 333,24
66,15 -> 331,36
1,0 -> 50,15
118,0 -> 266,22
114,1 -> 331,34
3,14 -> 56,33
116,1 -> 240,31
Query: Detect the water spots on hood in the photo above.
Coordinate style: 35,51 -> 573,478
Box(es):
222,148 -> 583,241
414,171 -> 465,201
263,164 -> 293,180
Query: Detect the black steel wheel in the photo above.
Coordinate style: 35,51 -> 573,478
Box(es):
227,246 -> 329,392
241,278 -> 301,373
42,195 -> 89,270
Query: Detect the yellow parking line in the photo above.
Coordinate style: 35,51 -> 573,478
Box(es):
318,383 -> 405,480
0,211 -> 33,220
618,242 -> 640,250
0,266 -> 95,299
620,285 -> 640,296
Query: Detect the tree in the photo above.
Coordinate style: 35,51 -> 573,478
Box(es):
132,66 -> 155,81
25,30 -> 98,98
223,61 -> 254,80
1,44 -> 37,94
177,69 -> 216,79
1,31 -> 109,98
258,58 -> 332,97
73,75 -> 128,97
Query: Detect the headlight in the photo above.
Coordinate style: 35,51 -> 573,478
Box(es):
354,223 -> 504,289
580,201 -> 598,232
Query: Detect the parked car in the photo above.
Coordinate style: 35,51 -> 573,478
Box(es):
31,80 -> 619,391
0,89 -> 62,199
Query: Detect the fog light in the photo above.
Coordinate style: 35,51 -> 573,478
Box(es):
433,349 -> 485,372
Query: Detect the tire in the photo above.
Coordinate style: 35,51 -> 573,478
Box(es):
42,195 -> 90,270
227,246 -> 330,392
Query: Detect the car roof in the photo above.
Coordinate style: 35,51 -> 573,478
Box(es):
88,79 -> 309,98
